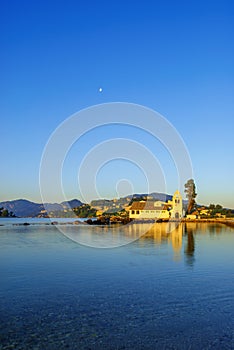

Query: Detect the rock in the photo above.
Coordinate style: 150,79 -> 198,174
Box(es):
51,221 -> 58,225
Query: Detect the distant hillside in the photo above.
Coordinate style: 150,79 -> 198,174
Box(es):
0,199 -> 44,217
0,193 -> 187,217
136,192 -> 172,201
0,199 -> 83,218
61,199 -> 83,209
90,192 -> 173,213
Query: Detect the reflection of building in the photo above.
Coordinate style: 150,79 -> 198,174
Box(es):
171,225 -> 183,260
164,223 -> 184,261
135,222 -> 184,260
129,190 -> 183,220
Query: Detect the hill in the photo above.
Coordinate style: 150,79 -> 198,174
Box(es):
90,192 -> 173,213
0,193 -> 184,217
0,199 -> 83,218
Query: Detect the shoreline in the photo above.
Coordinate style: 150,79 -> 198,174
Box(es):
181,218 -> 234,228
0,217 -> 234,228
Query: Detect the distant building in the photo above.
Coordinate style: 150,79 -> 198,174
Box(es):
199,209 -> 210,216
186,210 -> 199,219
129,190 -> 183,220
186,214 -> 197,220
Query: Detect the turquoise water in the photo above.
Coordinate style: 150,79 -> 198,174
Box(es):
0,221 -> 233,349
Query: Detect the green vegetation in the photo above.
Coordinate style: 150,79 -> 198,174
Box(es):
184,179 -> 197,214
90,199 -> 111,207
73,204 -> 97,218
208,204 -> 234,218
103,208 -> 127,217
128,196 -> 147,205
45,211 -> 76,218
0,207 -> 15,217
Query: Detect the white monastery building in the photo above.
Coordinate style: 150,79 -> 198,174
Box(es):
129,190 -> 183,220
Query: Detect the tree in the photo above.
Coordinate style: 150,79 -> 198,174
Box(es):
0,207 -> 15,218
1,209 -> 9,217
184,179 -> 197,214
73,204 -> 97,218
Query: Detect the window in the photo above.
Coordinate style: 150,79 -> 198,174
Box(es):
132,210 -> 135,214
136,210 -> 140,214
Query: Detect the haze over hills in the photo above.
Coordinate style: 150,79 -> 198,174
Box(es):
0,199 -> 83,218
0,193 -> 173,217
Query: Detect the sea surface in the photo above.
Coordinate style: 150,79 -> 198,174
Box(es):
0,219 -> 233,349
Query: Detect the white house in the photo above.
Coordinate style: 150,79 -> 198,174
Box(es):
129,190 -> 183,220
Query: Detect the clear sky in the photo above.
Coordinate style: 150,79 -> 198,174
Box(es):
1,0 -> 234,208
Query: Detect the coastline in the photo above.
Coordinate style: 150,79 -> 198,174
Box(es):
1,217 -> 234,229
181,217 -> 234,228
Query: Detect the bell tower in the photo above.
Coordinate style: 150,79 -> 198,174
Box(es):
171,190 -> 183,219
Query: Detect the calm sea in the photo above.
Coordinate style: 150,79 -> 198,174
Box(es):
0,219 -> 233,349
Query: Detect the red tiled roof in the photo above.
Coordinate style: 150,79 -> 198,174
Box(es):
130,201 -> 167,210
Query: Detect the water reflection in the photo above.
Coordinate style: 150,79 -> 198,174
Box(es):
24,221 -> 231,264
137,222 -> 184,261
171,226 -> 183,261
64,222 -> 187,259
208,223 -> 223,235
184,223 -> 195,267
1,222 -> 233,350
135,222 -> 229,265
126,222 -> 196,265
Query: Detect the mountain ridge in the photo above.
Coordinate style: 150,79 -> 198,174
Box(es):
0,198 -> 83,217
1,196 -> 233,220
0,193 -> 186,217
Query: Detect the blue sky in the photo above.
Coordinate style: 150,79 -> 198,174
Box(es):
1,0 -> 234,207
